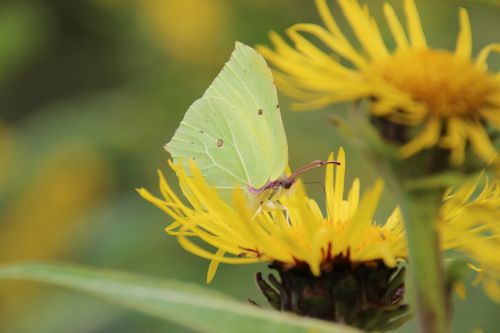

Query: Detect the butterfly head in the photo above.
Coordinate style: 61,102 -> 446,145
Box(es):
282,177 -> 296,190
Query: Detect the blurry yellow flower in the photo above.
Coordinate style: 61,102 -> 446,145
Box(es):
136,0 -> 229,65
138,148 -> 407,283
258,0 -> 500,165
96,0 -> 230,65
0,147 -> 113,328
439,175 -> 500,302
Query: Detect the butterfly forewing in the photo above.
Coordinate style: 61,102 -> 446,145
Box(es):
166,42 -> 288,200
203,42 -> 288,188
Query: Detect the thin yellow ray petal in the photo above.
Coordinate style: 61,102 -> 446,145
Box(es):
334,148 -> 346,221
338,0 -> 389,59
178,236 -> 261,264
384,207 -> 403,231
158,169 -> 190,217
288,23 -> 366,69
136,187 -> 186,221
166,230 -> 196,237
267,31 -> 305,61
261,51 -> 350,92
440,118 -> 466,165
326,151 -> 335,221
347,178 -> 360,217
399,117 -> 441,158
475,43 -> 500,69
455,8 -> 472,59
207,249 -> 225,283
286,27 -> 358,76
290,92 -> 369,111
464,122 -> 498,164
383,3 -> 409,51
344,179 -> 384,247
164,220 -> 183,233
315,0 -> 347,41
404,0 -> 427,48
188,223 -> 247,254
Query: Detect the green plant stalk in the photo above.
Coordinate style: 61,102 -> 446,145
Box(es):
401,190 -> 449,333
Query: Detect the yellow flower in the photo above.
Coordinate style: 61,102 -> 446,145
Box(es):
258,0 -> 500,165
137,148 -> 406,283
135,0 -> 229,65
439,175 -> 500,302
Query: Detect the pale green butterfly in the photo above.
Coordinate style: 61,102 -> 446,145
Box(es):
165,42 -> 338,207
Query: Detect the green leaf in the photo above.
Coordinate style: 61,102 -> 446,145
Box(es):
0,262 -> 362,333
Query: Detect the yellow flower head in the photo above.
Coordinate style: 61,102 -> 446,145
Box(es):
138,148 -> 406,282
440,175 -> 500,302
258,0 -> 500,165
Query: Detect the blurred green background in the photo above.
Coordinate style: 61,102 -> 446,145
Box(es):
0,0 -> 498,332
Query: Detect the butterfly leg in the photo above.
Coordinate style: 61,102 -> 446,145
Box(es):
278,204 -> 290,225
252,205 -> 263,220
267,201 -> 290,225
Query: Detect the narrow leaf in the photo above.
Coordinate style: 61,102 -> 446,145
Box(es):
0,262 -> 362,333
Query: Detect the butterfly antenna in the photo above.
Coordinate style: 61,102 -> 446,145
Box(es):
290,160 -> 340,179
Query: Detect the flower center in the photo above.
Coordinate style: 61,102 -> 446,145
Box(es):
255,258 -> 409,330
373,49 -> 497,118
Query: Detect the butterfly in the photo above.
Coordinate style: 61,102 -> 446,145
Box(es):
165,42 -> 339,208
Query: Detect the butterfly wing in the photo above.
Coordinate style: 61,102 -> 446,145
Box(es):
203,42 -> 288,187
166,42 -> 288,200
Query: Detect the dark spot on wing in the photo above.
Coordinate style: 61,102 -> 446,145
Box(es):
258,108 -> 263,115
276,104 -> 280,109
199,130 -> 204,133
190,142 -> 194,144
217,139 -> 224,147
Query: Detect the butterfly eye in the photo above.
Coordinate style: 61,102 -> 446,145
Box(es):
283,179 -> 294,190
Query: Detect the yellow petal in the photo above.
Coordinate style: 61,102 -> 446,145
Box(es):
207,249 -> 225,283
383,3 -> 409,51
404,0 -> 427,48
464,122 -> 498,164
400,118 -> 441,158
455,8 -> 472,59
315,0 -> 346,41
475,43 -> 500,69
334,148 -> 346,221
338,0 -> 389,59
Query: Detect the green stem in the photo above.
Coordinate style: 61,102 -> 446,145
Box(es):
401,189 -> 449,333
